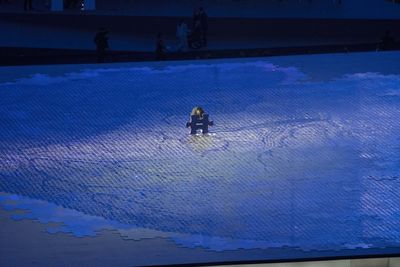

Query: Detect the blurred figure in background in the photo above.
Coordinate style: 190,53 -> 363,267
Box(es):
176,19 -> 189,52
24,0 -> 33,11
192,7 -> 201,29
156,32 -> 166,60
199,7 -> 208,47
65,0 -> 80,9
94,28 -> 110,63
188,19 -> 202,49
189,7 -> 206,49
380,30 -> 396,51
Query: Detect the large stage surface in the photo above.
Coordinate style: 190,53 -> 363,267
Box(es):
0,52 -> 400,266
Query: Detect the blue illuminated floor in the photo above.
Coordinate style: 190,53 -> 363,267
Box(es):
1,52 -> 400,266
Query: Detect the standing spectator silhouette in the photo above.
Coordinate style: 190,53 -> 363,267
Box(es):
380,30 -> 396,51
176,20 -> 189,52
65,0 -> 80,9
189,19 -> 202,49
199,7 -> 208,47
190,7 -> 206,49
156,32 -> 166,60
192,7 -> 201,29
24,0 -> 33,11
94,28 -> 109,63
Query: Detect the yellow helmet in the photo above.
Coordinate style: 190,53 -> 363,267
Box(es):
191,106 -> 205,117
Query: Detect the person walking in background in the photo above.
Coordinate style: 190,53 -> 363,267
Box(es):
188,19 -> 202,49
192,7 -> 201,29
24,0 -> 33,11
176,19 -> 189,52
65,0 -> 81,9
199,7 -> 208,47
380,30 -> 396,51
94,28 -> 110,63
156,32 -> 166,60
189,7 -> 205,49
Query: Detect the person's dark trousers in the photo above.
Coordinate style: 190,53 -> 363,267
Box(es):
96,48 -> 106,63
156,51 -> 165,61
202,29 -> 208,47
24,0 -> 33,11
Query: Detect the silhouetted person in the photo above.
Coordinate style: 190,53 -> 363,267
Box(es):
65,0 -> 81,9
176,19 -> 189,51
192,7 -> 201,29
189,20 -> 202,49
156,33 -> 166,60
24,0 -> 33,11
199,7 -> 208,47
381,30 -> 395,51
94,28 -> 109,63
